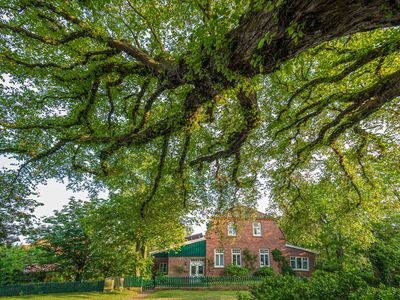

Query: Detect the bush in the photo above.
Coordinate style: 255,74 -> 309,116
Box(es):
225,264 -> 250,276
239,270 -> 398,300
271,248 -> 295,276
238,272 -> 309,300
254,267 -> 275,277
349,285 -> 400,300
307,270 -> 367,300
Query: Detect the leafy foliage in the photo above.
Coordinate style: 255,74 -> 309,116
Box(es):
242,248 -> 258,272
225,264 -> 250,277
1,0 -> 399,221
29,195 -> 186,280
0,246 -> 27,284
271,248 -> 294,275
1,2 -> 400,288
30,198 -> 94,281
254,266 -> 275,277
238,270 -> 399,300
0,175 -> 40,245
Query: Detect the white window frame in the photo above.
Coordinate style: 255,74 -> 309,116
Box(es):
290,256 -> 309,271
228,222 -> 237,236
159,262 -> 168,274
190,259 -> 204,277
253,222 -> 262,236
231,248 -> 242,266
259,249 -> 270,267
214,248 -> 224,268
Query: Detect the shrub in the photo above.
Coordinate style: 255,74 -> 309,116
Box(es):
238,272 -> 309,300
243,249 -> 258,271
349,285 -> 400,300
307,270 -> 367,300
271,248 -> 295,276
254,267 -> 275,277
239,270 -> 396,300
225,264 -> 250,277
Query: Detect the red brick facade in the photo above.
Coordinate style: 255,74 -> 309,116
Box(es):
205,216 -> 316,277
153,212 -> 317,277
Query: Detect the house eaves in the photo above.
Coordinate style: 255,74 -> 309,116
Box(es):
285,243 -> 320,254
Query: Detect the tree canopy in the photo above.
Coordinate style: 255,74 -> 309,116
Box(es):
1,0 -> 400,237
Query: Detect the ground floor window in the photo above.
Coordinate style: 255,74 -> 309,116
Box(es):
290,256 -> 309,271
259,249 -> 270,267
232,248 -> 242,266
190,259 -> 204,277
214,248 -> 224,268
159,262 -> 168,274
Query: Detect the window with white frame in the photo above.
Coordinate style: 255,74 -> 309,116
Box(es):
259,249 -> 270,267
214,248 -> 224,268
228,222 -> 237,236
290,256 -> 309,271
232,248 -> 242,266
253,222 -> 262,236
159,262 -> 168,274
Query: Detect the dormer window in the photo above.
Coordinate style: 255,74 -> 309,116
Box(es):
228,222 -> 237,236
253,222 -> 261,236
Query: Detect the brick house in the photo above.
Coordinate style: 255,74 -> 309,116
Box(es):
152,209 -> 318,277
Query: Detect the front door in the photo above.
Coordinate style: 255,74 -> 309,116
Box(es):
190,260 -> 204,277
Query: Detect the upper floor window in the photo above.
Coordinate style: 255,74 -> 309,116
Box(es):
228,222 -> 237,236
290,256 -> 309,271
232,248 -> 242,266
259,249 -> 270,267
214,248 -> 224,268
253,222 -> 262,236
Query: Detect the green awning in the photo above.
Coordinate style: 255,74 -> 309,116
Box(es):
153,240 -> 206,257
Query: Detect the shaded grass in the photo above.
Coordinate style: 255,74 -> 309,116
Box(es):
145,290 -> 250,299
0,290 -> 138,300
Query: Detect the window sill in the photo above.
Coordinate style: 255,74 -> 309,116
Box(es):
292,269 -> 309,272
214,266 -> 224,268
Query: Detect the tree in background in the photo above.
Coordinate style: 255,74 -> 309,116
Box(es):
367,215 -> 400,287
31,198 -> 92,281
86,190 -> 187,277
0,246 -> 27,284
30,195 -> 187,280
0,175 -> 40,245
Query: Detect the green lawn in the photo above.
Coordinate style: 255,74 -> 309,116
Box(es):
0,290 -> 138,300
145,290 -> 250,299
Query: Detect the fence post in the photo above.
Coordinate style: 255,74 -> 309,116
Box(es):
103,277 -> 114,293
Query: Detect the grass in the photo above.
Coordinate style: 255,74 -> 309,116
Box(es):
0,290 -> 138,300
145,290 -> 250,299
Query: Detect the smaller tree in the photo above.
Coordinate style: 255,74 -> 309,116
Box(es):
30,198 -> 91,281
0,174 -> 40,245
0,246 -> 27,284
367,215 -> 400,287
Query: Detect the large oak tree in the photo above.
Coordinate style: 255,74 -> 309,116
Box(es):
1,0 -> 400,233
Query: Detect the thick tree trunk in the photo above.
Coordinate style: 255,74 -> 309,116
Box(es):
134,238 -> 148,277
227,0 -> 400,76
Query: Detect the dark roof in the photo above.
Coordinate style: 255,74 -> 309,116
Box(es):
185,233 -> 203,241
24,264 -> 59,273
